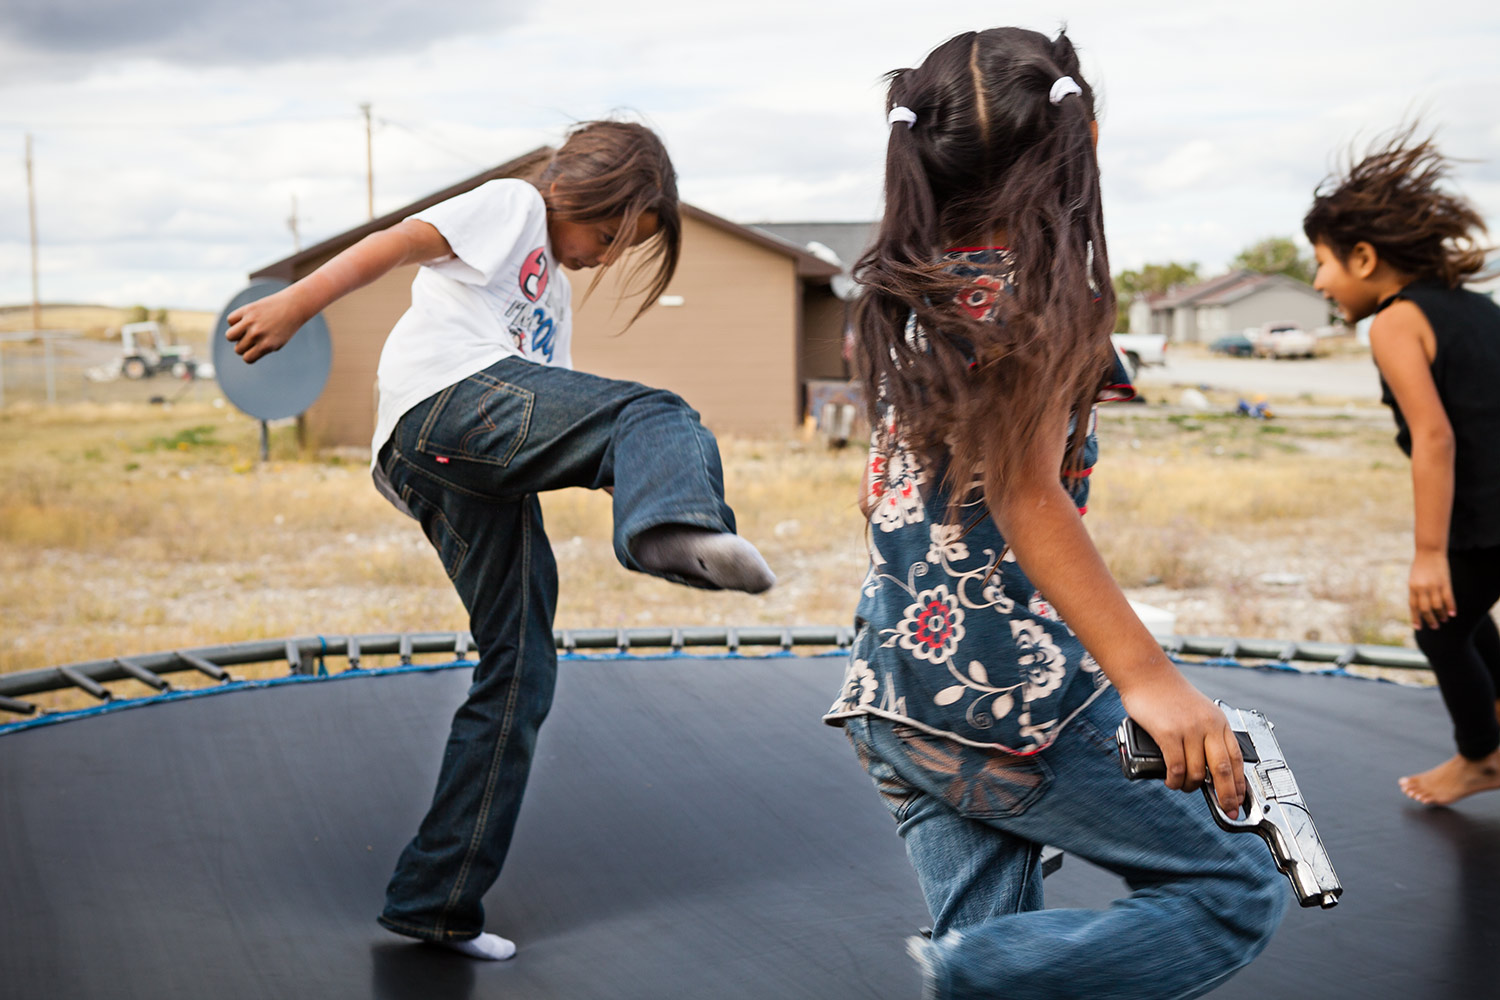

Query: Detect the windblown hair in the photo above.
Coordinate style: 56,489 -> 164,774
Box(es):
538,119 -> 682,326
854,28 -> 1115,519
1303,125 -> 1489,288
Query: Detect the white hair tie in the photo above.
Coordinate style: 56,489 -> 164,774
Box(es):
887,106 -> 917,128
1049,76 -> 1083,105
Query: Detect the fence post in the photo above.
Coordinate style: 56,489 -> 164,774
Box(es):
43,333 -> 56,405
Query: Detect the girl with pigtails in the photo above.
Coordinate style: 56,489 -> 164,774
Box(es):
824,28 -> 1286,999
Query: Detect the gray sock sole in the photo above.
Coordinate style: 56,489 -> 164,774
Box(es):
634,527 -> 775,593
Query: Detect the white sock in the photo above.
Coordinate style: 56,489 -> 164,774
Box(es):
634,527 -> 775,593
441,932 -> 516,961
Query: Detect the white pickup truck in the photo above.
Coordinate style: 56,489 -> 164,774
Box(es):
1110,332 -> 1167,381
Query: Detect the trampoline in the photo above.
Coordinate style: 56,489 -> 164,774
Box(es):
2,631 -> 1498,999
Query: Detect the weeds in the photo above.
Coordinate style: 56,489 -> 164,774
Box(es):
0,398 -> 1436,689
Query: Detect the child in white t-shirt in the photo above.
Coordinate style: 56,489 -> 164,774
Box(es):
226,119 -> 774,960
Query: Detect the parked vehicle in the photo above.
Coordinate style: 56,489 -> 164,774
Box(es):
119,321 -> 200,379
1110,332 -> 1167,380
1210,334 -> 1255,357
1254,322 -> 1317,359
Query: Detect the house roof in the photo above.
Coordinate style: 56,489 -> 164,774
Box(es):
249,147 -> 839,283
750,222 -> 877,275
1150,269 -> 1321,311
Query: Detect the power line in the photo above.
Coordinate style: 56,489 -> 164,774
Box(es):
376,116 -> 489,167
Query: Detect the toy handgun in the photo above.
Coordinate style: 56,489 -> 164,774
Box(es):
1116,701 -> 1342,909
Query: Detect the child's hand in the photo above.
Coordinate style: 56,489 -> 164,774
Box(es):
225,289 -> 307,364
1119,675 -> 1247,819
1408,549 -> 1456,630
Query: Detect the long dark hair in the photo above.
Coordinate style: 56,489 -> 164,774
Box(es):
1303,125 -> 1489,288
539,119 -> 682,326
854,28 -> 1115,519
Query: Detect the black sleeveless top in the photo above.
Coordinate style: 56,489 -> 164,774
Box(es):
1375,280 -> 1500,549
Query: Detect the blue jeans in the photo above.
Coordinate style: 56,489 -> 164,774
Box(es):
843,689 -> 1288,1000
376,357 -> 736,942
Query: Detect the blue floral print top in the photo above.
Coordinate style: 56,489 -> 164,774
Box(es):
824,248 -> 1135,753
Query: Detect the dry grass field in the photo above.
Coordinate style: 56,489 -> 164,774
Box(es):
0,304 -> 215,339
0,388 -> 1429,714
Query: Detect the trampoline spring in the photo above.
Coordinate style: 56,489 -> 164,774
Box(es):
113,657 -> 172,692
58,666 -> 110,702
559,630 -> 578,653
727,628 -> 740,653
346,637 -> 362,672
0,694 -> 38,716
455,632 -> 470,659
1335,645 -> 1358,669
671,628 -> 684,652
780,628 -> 793,650
616,629 -> 630,652
175,651 -> 228,682
1219,639 -> 1240,659
284,640 -> 304,675
1278,642 -> 1300,663
398,634 -> 413,666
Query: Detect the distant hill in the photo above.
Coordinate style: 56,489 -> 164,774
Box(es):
0,304 -> 216,341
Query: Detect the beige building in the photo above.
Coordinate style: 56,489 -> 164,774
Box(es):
249,149 -> 844,449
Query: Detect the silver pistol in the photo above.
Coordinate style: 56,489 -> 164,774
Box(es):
1115,700 -> 1342,909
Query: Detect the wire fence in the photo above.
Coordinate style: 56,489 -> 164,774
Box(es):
0,331 -> 220,408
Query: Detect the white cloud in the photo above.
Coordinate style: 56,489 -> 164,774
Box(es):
1,0 -> 1498,308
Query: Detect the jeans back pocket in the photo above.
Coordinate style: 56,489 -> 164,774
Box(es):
416,372 -> 534,468
892,724 -> 1051,820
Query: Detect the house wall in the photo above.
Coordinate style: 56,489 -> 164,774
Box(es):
1195,304 -> 1230,339
800,286 -> 849,383
1171,307 -> 1197,343
1225,285 -> 1329,334
570,212 -> 801,435
290,213 -> 808,449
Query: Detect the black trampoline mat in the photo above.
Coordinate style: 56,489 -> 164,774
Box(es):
3,655 -> 1498,999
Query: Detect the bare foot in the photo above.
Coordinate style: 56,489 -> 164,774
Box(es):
1399,749 -> 1500,806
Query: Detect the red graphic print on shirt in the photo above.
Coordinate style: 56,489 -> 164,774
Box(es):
519,247 -> 549,302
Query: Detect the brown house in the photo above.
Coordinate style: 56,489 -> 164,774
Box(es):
249,148 -> 845,449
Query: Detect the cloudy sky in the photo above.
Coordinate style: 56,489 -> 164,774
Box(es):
2,0 -> 1497,312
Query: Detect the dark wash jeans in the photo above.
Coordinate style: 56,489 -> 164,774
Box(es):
376,356 -> 736,942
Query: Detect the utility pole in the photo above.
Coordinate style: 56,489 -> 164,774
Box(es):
25,133 -> 41,333
360,102 -> 374,220
286,193 -> 301,252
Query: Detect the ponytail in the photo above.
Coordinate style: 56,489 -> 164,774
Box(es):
854,27 -> 1115,517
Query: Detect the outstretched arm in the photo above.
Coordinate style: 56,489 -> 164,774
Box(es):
1370,299 -> 1455,629
225,219 -> 452,363
989,405 -> 1247,817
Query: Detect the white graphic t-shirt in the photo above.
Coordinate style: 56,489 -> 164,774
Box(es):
370,178 -> 573,515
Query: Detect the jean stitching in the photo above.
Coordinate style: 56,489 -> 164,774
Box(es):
415,383 -> 456,453
439,498 -> 529,931
892,726 -> 1052,820
683,408 -> 724,527
452,382 -> 531,467
403,461 -> 524,504
378,915 -> 470,940
503,388 -> 535,466
399,482 -> 470,580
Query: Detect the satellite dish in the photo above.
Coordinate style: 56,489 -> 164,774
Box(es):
211,280 -> 332,421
